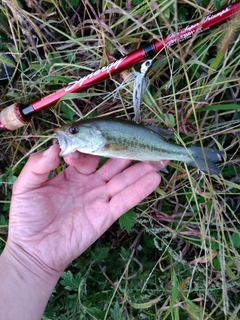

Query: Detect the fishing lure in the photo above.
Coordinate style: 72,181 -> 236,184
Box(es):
133,59 -> 152,123
106,59 -> 153,123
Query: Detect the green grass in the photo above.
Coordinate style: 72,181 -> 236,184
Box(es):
1,0 -> 240,319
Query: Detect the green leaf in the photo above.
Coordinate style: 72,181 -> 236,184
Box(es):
213,257 -> 221,270
69,0 -> 80,6
60,270 -> 81,291
231,233 -> 240,249
110,301 -> 126,320
182,295 -> 204,319
214,0 -> 221,10
119,209 -> 137,234
85,307 -> 105,319
0,54 -> 15,67
91,246 -> 109,262
197,104 -> 240,112
60,104 -> 76,122
0,215 -> 8,226
44,75 -> 71,84
120,246 -> 131,260
60,92 -> 105,100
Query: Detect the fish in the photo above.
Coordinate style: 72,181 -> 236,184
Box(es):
55,117 -> 223,175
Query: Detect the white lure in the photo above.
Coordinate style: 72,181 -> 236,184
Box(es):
133,59 -> 152,122
106,59 -> 153,123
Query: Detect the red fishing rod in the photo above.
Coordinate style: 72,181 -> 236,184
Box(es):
1,1 -> 240,132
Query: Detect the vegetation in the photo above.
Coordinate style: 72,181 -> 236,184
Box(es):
0,0 -> 240,319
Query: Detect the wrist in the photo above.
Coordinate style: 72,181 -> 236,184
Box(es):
0,244 -> 60,320
3,240 -> 61,285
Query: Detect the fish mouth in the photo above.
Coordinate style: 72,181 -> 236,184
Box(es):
55,130 -> 77,156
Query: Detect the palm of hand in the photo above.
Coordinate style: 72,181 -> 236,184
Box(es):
10,168 -> 106,271
8,145 -> 165,274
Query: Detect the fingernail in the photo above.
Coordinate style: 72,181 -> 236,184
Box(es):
159,160 -> 168,173
43,145 -> 54,157
160,166 -> 168,173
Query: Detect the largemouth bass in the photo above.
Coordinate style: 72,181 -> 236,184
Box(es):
55,117 -> 223,175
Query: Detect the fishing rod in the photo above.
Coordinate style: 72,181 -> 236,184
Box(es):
1,1 -> 240,132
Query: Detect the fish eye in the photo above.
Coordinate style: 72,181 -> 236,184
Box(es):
69,126 -> 79,134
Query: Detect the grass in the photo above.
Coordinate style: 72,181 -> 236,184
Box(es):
0,0 -> 240,319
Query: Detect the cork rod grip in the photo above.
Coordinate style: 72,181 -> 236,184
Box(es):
0,104 -> 29,131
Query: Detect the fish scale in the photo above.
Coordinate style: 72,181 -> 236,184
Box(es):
98,121 -> 185,158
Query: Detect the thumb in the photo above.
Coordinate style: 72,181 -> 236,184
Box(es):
13,144 -> 61,194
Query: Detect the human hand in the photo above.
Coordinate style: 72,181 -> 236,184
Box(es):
6,144 -> 168,279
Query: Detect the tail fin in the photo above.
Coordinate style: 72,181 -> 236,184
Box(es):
188,146 -> 224,175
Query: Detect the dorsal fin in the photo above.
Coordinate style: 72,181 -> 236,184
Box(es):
145,125 -> 173,140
